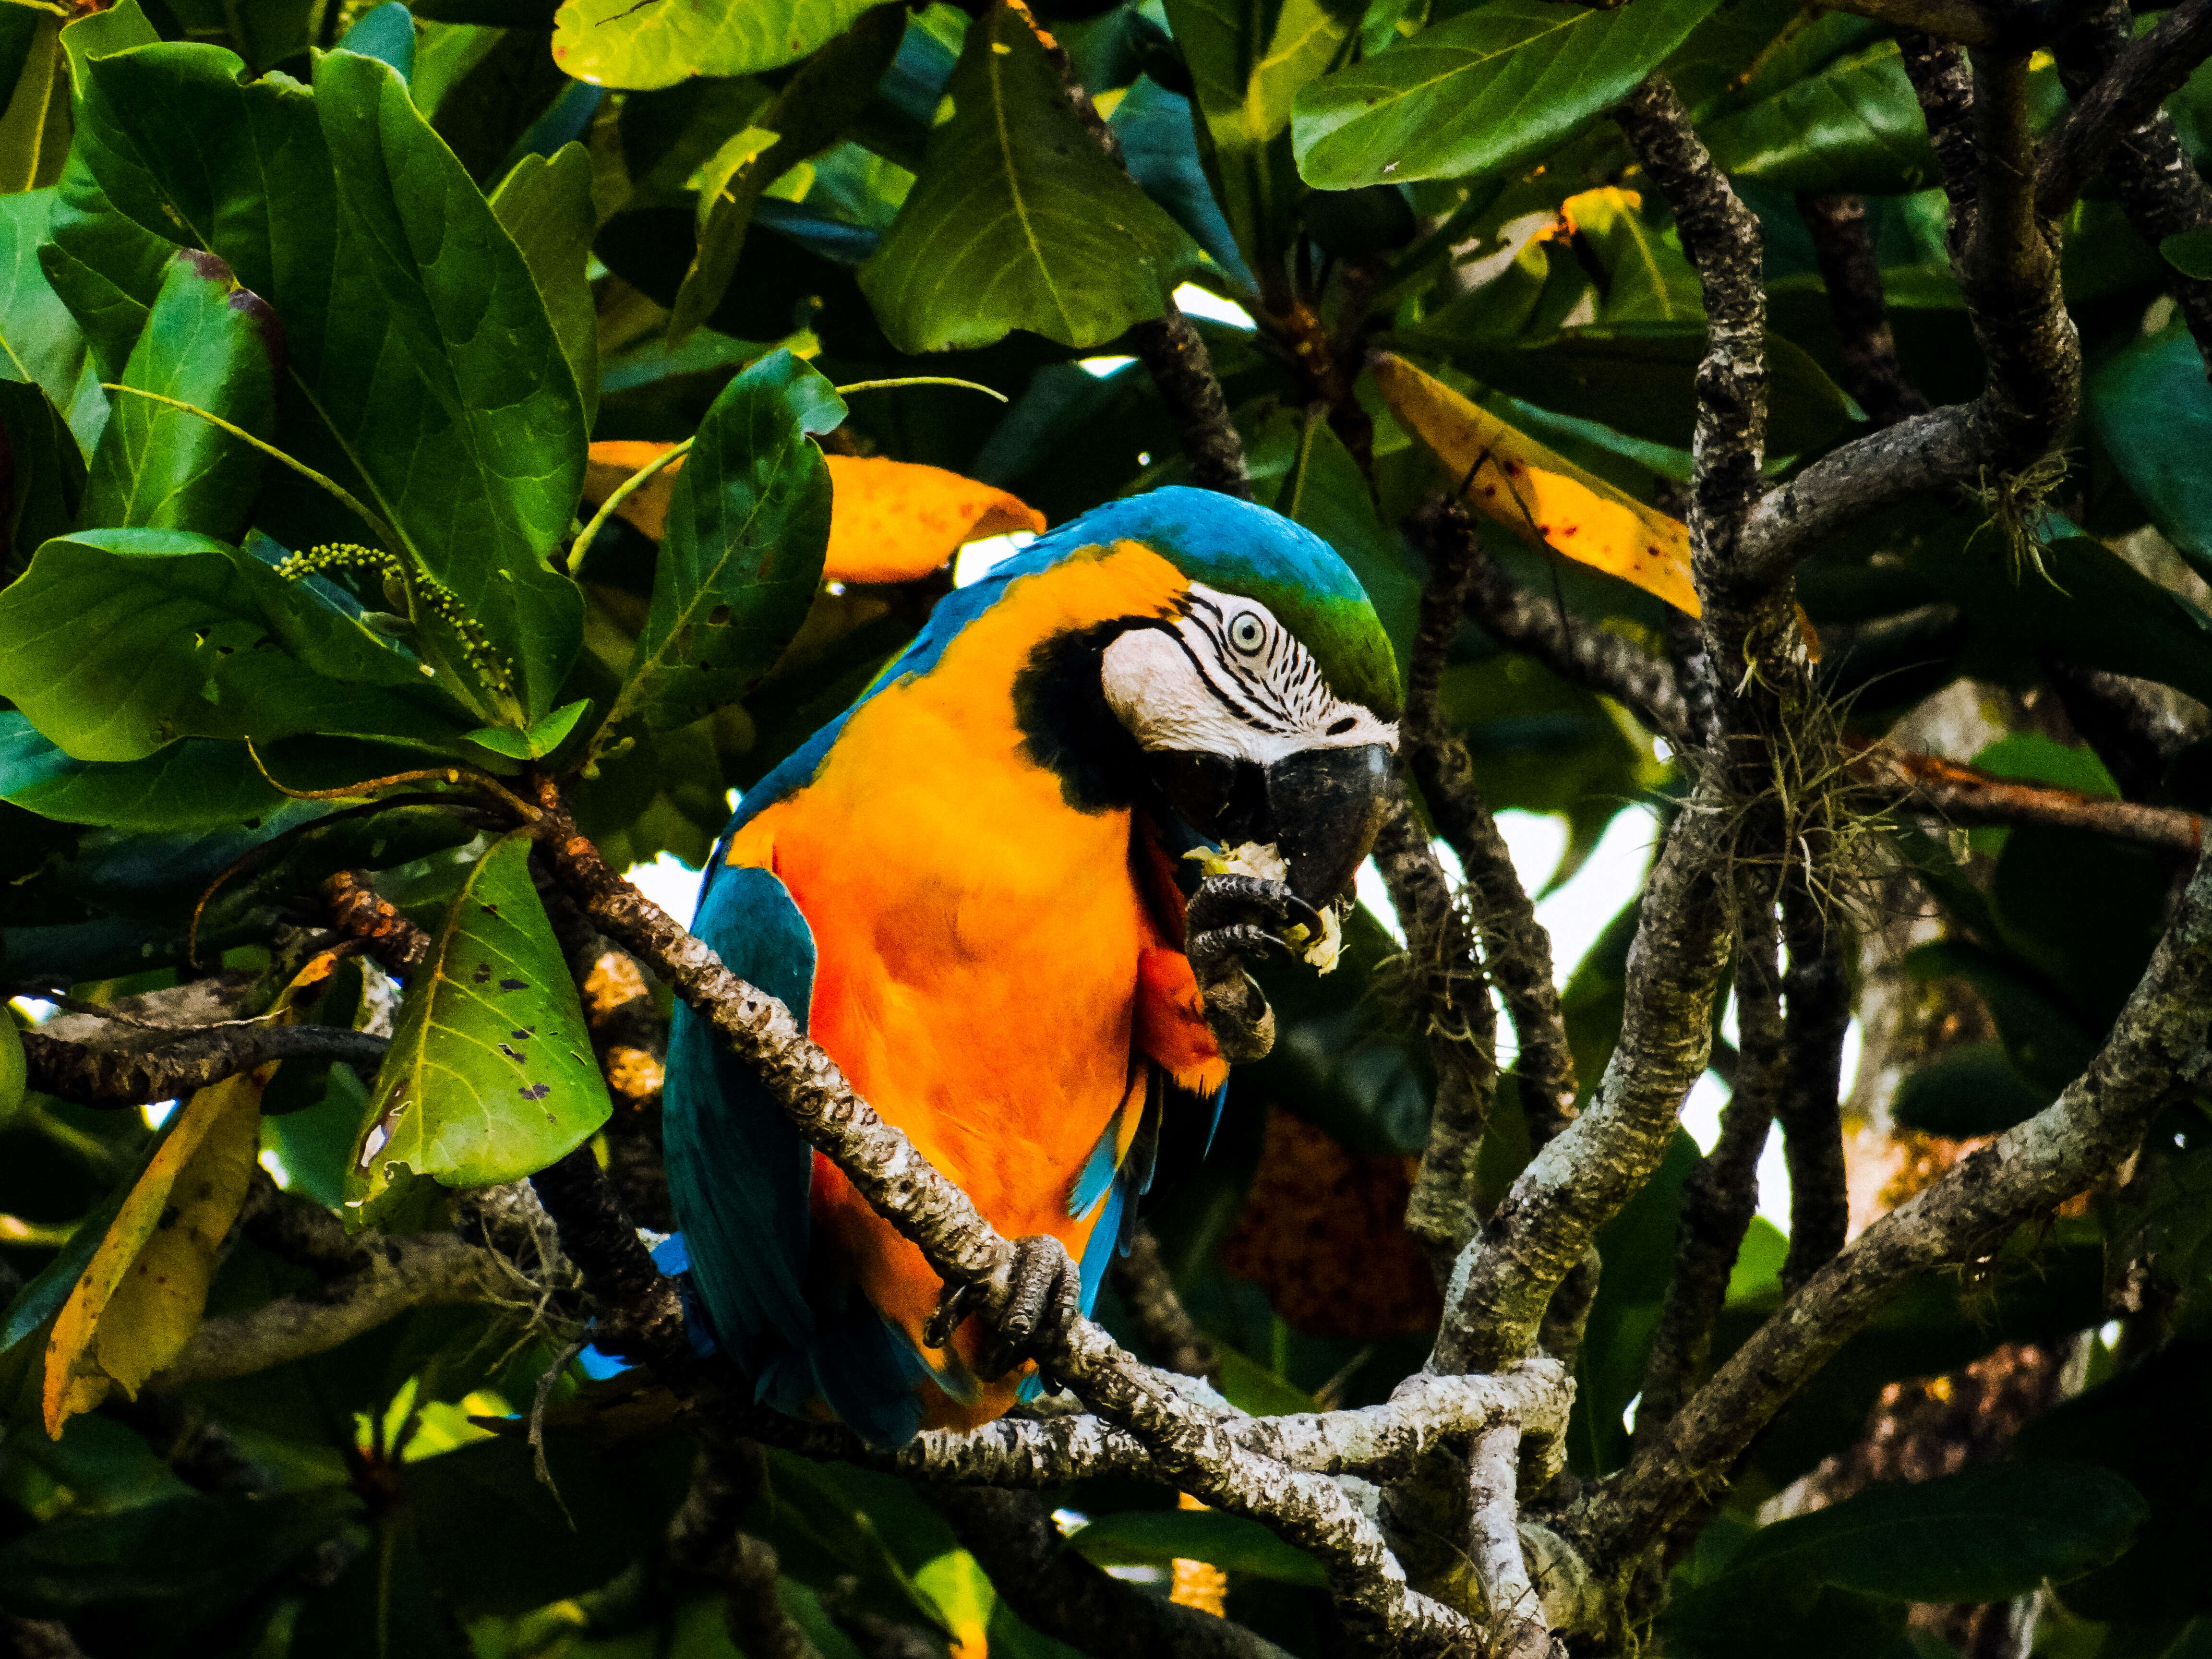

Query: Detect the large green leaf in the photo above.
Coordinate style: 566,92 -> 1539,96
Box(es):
1698,39 -> 1938,194
1066,1509 -> 1328,1587
0,376 -> 85,579
0,528 -> 468,762
1165,0 -> 1361,274
346,834 -> 614,1225
310,50 -> 587,728
2090,323 -> 2212,583
0,712 -> 417,831
80,249 -> 278,540
667,5 -> 903,347
859,3 -> 1201,353
52,41 -> 589,731
1291,0 -> 1725,190
612,349 -> 843,732
548,0 -> 885,90
489,143 -> 600,428
1727,1460 -> 2148,1603
0,190 -> 99,447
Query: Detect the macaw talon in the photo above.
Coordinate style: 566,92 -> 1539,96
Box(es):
925,1278 -> 979,1350
1187,872 -> 1325,941
1188,921 -> 1292,980
979,1234 -> 1082,1380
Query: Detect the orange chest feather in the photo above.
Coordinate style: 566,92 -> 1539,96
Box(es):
724,543 -> 1193,1227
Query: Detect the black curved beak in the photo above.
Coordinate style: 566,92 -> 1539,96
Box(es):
1266,744 -> 1392,906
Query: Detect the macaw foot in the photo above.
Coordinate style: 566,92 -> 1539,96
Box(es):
1187,874 -> 1316,1063
928,1236 -> 1082,1388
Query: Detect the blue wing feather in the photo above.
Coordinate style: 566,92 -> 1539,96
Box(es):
663,863 -> 818,1376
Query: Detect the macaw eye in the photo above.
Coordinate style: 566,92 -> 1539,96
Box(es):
1228,613 -> 1266,654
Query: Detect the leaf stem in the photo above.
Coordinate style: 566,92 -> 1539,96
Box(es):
565,436 -> 694,575
832,375 -> 1010,402
242,738 -> 541,825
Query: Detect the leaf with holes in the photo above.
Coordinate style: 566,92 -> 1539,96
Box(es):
1291,0 -> 1724,189
858,3 -> 1201,353
611,349 -> 843,732
346,833 -> 612,1228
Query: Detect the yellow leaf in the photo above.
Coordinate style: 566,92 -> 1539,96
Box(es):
580,445 -> 1046,583
42,1070 -> 265,1436
1369,352 -> 1700,617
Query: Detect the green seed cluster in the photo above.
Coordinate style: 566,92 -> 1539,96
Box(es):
278,543 -> 517,699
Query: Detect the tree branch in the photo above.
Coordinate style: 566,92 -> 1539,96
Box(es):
155,1232 -> 509,1384
1456,534 -> 1692,747
2053,0 -> 2212,369
1578,835 -> 2212,1563
321,868 -> 432,976
1855,742 -> 2204,853
22,1023 -> 389,1108
1111,1226 -> 1221,1382
2036,0 -> 2212,219
1467,1423 -> 1557,1659
1777,895 -> 1852,1293
1736,41 -> 2077,583
1798,193 -> 1932,430
1403,503 -> 1578,1142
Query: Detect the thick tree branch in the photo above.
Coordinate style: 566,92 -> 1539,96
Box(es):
1815,0 -> 1997,45
22,1023 -> 388,1108
156,1233 -> 509,1384
1632,916 -> 1782,1447
2054,0 -> 2212,369
1578,835 -> 2212,1563
1777,896 -> 1852,1293
935,1487 -> 1289,1659
1467,1423 -> 1556,1659
321,868 -> 432,976
2036,0 -> 2212,219
1737,43 -> 2076,582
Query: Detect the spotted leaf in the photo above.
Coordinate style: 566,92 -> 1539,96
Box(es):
345,833 -> 611,1228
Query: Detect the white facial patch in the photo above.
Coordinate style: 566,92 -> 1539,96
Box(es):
1099,582 -> 1398,765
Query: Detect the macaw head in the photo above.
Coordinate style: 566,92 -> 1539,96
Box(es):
1020,487 -> 1403,908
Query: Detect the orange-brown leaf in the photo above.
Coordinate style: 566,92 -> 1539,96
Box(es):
581,443 -> 1046,584
1370,351 -> 1700,617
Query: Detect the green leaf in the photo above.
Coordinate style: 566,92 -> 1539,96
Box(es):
1291,0 -> 1724,190
2163,227 -> 2212,278
548,0 -> 884,90
80,249 -> 279,540
1697,39 -> 1938,194
490,142 -> 599,427
461,696 -> 591,759
0,528 -> 468,762
54,41 -> 589,730
0,712 -> 429,830
0,376 -> 86,579
0,1002 -> 21,1122
57,0 -> 156,102
1890,1040 -> 2053,1138
346,833 -> 613,1224
1066,1509 -> 1328,1587
1729,1461 -> 2148,1603
668,5 -> 903,347
613,349 -> 842,731
859,3 -> 1201,353
2090,324 -> 2212,581
310,49 -> 588,727
0,12 -> 68,196
1165,0 -> 1361,273
0,191 -> 100,447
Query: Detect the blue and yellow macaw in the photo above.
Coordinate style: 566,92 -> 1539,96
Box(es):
662,487 -> 1402,1445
